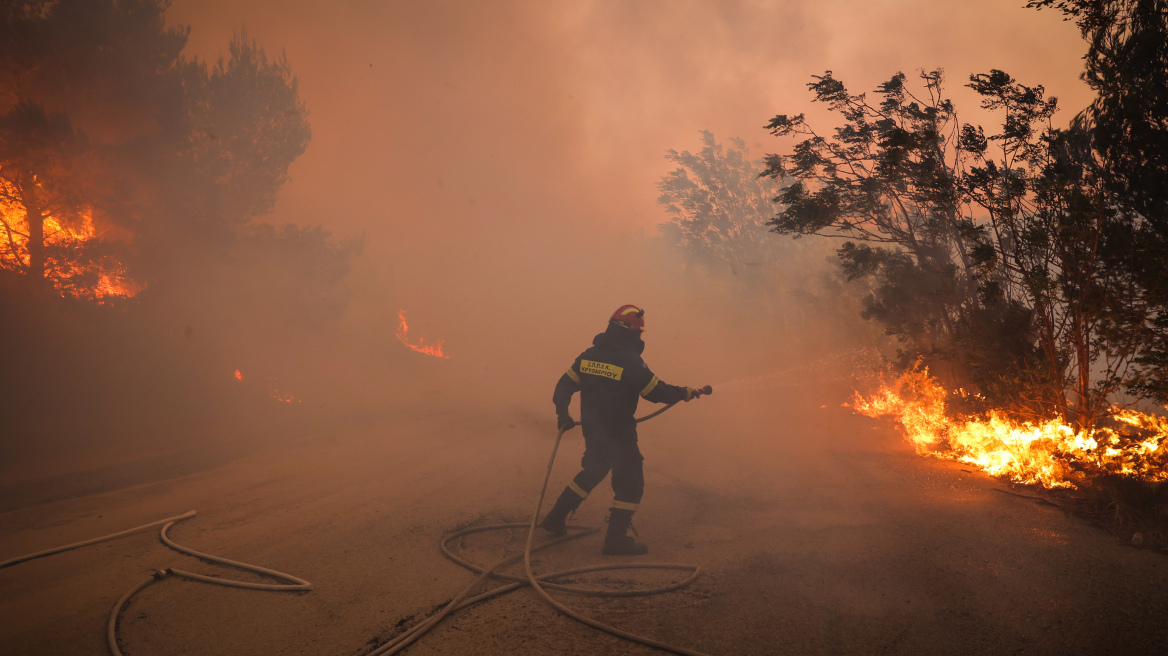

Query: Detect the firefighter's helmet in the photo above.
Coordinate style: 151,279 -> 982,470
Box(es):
609,304 -> 646,332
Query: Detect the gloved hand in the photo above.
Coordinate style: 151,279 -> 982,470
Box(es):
685,385 -> 712,401
558,415 -> 576,431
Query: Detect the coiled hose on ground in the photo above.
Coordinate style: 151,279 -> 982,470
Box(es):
370,399 -> 710,655
0,509 -> 311,656
0,399 -> 709,655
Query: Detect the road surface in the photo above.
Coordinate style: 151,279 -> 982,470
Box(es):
1,380 -> 1164,655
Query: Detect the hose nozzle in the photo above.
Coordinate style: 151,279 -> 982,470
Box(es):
699,385 -> 713,396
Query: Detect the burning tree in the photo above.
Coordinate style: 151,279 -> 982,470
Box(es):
0,0 -> 313,300
0,102 -> 110,293
0,2 -> 358,474
0,0 -> 175,297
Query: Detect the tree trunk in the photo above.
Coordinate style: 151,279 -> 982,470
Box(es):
1071,312 -> 1093,430
1036,302 -> 1069,421
19,170 -> 44,282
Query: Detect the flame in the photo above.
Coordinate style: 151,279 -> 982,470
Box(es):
852,365 -> 1168,488
234,369 -> 244,381
396,309 -> 449,359
0,190 -> 140,300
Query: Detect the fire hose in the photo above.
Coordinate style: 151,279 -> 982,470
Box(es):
0,509 -> 311,656
0,386 -> 712,655
371,385 -> 714,656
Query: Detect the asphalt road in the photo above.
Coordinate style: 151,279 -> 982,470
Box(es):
1,381 -> 1164,655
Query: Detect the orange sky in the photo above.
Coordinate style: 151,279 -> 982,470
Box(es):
165,0 -> 1090,372
167,0 -> 1088,231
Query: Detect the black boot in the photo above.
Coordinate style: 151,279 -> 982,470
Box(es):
602,508 -> 648,556
539,487 -> 584,536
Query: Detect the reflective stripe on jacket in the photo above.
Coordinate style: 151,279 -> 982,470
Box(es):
552,329 -> 689,442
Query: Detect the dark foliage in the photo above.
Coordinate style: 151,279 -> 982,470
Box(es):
1032,0 -> 1168,226
762,66 -> 1138,427
0,1 -> 328,297
1031,0 -> 1168,405
0,1 -> 359,479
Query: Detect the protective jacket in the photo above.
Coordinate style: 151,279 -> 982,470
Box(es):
552,326 -> 690,442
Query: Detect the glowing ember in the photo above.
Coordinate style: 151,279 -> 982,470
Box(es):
269,385 -> 300,404
396,309 -> 449,359
852,365 -> 1168,488
233,367 -> 299,402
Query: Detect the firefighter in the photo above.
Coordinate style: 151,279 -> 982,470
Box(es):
540,304 -> 704,556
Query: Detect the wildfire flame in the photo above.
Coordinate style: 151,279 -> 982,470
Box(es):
852,366 -> 1168,489
0,193 -> 139,300
234,369 -> 244,381
396,309 -> 449,359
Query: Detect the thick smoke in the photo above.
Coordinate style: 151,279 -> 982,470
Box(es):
9,5 -> 1147,656
164,0 -> 1090,355
1,0 -> 1089,502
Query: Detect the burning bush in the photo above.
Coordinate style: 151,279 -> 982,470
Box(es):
855,365 -> 1168,549
854,365 -> 1168,489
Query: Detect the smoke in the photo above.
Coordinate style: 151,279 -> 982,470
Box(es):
4,9 -> 1129,655
1,0 -> 1091,502
163,0 -> 1091,384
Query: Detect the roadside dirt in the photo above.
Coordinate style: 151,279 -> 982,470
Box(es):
2,381 -> 1165,655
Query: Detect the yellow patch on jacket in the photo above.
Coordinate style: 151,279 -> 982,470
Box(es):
580,359 -> 623,381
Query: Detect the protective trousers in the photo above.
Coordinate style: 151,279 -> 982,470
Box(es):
566,437 -> 644,511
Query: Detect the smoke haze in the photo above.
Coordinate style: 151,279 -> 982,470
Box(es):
12,5 -> 1168,656
161,0 -> 1091,394
0,1 -> 1091,490
2,0 -> 1093,480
